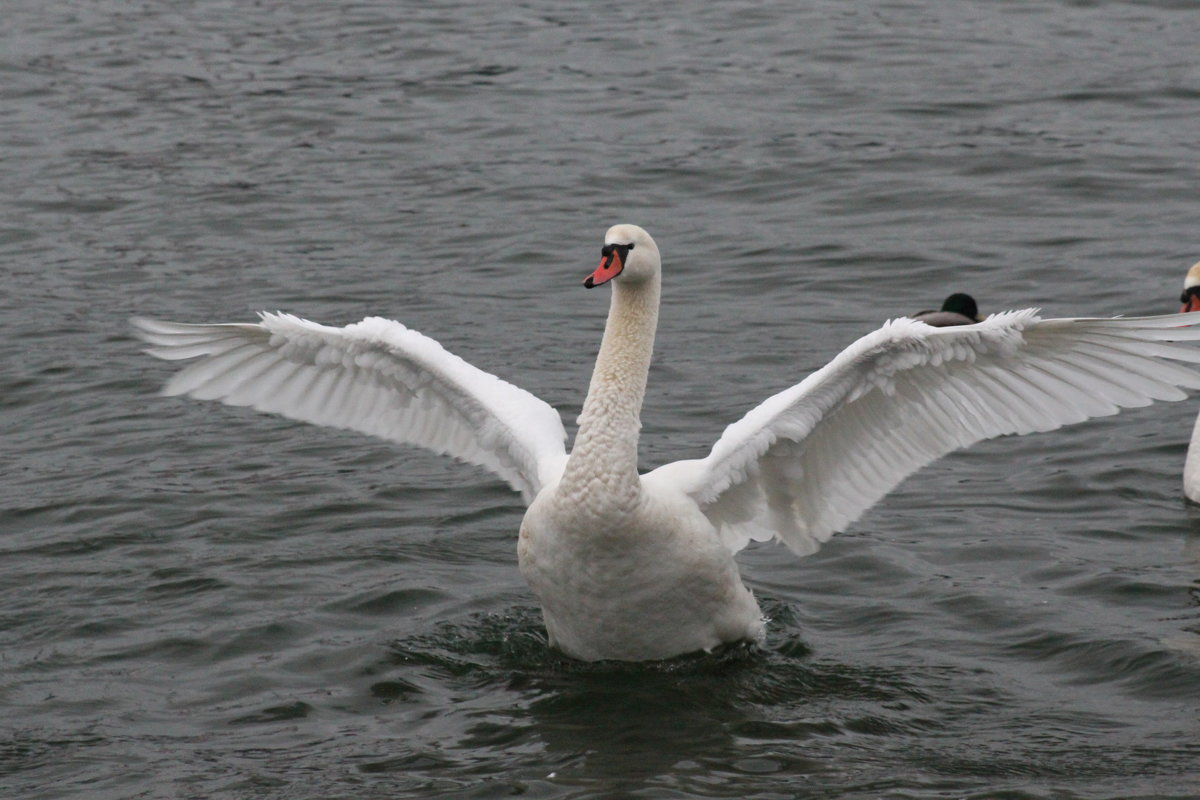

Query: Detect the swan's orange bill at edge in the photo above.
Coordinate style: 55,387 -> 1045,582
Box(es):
1183,295 -> 1200,313
583,249 -> 625,288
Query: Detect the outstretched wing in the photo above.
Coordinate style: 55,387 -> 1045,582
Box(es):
651,310 -> 1200,555
133,313 -> 568,503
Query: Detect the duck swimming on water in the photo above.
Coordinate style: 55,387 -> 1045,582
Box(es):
910,293 -> 983,327
135,225 -> 1200,661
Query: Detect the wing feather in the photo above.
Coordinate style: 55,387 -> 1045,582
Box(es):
654,310 -> 1200,555
133,313 -> 568,503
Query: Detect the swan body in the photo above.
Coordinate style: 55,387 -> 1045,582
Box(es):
135,225 -> 1200,661
1180,261 -> 1200,502
520,471 -> 763,661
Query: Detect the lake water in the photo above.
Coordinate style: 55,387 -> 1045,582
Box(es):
3,1 -> 1200,797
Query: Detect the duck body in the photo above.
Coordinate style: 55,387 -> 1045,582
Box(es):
134,226 -> 1200,662
911,292 -> 983,327
911,310 -> 975,327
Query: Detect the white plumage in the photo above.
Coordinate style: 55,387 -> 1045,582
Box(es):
1178,260 -> 1200,503
134,225 -> 1200,661
137,313 -> 568,503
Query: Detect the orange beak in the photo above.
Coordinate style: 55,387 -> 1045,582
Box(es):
1183,294 -> 1200,313
583,246 -> 626,288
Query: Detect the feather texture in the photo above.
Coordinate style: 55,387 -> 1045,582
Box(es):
652,311 -> 1200,555
132,223 -> 1200,662
132,313 -> 567,502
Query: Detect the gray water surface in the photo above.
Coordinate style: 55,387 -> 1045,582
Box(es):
4,1 -> 1200,798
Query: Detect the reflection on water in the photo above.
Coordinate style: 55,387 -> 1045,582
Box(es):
373,600 -> 940,794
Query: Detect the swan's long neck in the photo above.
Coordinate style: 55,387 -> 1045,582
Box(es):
560,275 -> 661,510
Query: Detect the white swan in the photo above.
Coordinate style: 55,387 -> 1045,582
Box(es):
1180,261 -> 1200,503
134,224 -> 1200,661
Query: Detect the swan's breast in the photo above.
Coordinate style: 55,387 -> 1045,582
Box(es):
516,483 -> 764,661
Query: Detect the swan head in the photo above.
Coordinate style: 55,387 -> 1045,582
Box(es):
583,224 -> 661,288
1182,262 -> 1200,312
